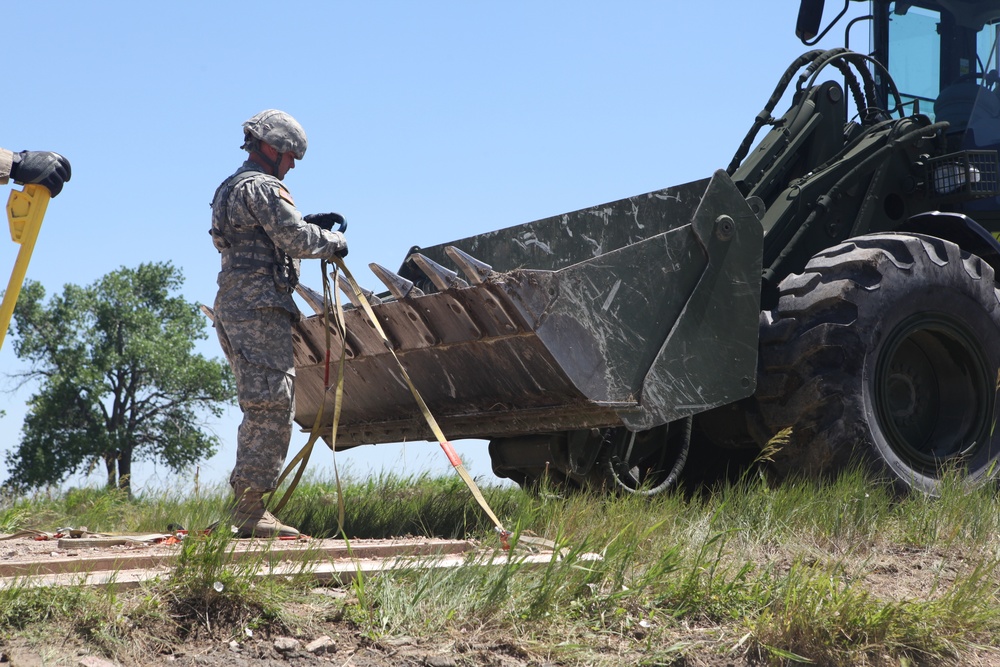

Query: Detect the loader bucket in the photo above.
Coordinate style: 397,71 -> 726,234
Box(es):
291,170 -> 763,446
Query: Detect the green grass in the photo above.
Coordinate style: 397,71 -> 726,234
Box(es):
0,468 -> 999,665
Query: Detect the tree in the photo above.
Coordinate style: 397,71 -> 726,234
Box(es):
5,262 -> 235,495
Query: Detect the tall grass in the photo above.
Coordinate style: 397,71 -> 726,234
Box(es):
0,467 -> 999,665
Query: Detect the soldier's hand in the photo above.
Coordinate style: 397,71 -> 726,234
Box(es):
304,212 -> 347,232
10,151 -> 72,197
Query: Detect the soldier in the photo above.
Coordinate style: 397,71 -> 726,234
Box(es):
0,149 -> 71,196
211,109 -> 347,538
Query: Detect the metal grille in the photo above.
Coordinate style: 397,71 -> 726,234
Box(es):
926,150 -> 1000,199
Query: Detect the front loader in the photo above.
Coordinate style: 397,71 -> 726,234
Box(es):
291,0 -> 1000,494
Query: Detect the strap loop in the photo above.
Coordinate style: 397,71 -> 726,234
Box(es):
270,257 -> 507,538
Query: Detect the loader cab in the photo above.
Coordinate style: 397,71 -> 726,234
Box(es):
801,1 -> 999,138
876,1 -> 1000,213
877,2 -> 999,139
800,0 -> 1000,212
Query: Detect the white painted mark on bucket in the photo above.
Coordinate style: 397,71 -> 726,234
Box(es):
602,279 -> 622,312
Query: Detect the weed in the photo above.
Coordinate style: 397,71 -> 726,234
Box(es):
158,527 -> 292,640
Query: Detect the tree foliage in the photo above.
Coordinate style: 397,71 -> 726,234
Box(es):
5,262 -> 235,494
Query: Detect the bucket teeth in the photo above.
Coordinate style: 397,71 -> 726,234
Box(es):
199,304 -> 215,323
369,263 -> 424,299
444,246 -> 494,285
410,252 -> 469,291
337,274 -> 382,308
294,283 -> 326,315
336,274 -> 361,308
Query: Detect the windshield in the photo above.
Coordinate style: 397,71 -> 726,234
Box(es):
886,5 -> 941,115
978,22 -> 1000,81
885,3 -> 1000,122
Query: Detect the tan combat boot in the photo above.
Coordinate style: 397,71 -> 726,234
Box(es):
232,491 -> 300,538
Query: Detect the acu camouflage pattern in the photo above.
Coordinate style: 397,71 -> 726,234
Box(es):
211,161 -> 346,494
0,148 -> 13,183
242,109 -> 308,160
214,309 -> 295,494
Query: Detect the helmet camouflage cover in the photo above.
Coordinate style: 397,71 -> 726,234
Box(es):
242,109 -> 308,160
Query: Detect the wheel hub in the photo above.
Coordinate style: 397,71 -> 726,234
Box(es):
876,314 -> 991,470
885,367 -> 920,422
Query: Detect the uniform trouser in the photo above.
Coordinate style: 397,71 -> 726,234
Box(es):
215,307 -> 296,495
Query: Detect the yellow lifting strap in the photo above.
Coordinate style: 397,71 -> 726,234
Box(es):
0,184 -> 50,351
330,257 -> 507,534
269,260 -> 348,530
270,257 -> 509,539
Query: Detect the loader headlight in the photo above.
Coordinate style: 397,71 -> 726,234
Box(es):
932,163 -> 982,195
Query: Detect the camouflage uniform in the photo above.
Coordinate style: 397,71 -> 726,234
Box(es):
211,160 -> 345,497
0,148 -> 13,182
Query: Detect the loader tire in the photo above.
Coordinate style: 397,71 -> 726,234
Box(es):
755,232 -> 1000,494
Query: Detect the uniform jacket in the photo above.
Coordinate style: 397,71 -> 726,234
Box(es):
211,160 -> 343,320
0,148 -> 13,184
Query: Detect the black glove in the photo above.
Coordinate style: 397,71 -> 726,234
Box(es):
10,151 -> 72,197
304,212 -> 347,232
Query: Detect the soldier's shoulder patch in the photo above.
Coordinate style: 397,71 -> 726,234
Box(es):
278,186 -> 295,206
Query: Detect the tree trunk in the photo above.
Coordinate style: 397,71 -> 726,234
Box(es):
117,447 -> 133,497
104,453 -> 117,489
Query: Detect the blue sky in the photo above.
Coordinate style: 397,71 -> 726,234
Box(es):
0,1 -> 868,494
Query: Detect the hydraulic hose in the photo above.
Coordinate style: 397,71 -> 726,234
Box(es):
727,50 -> 826,175
602,417 -> 692,497
728,48 -> 906,178
764,120 -> 949,286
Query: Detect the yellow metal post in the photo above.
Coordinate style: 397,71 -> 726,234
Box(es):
0,184 -> 50,350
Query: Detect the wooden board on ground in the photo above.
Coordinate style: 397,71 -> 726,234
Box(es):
0,535 -> 557,590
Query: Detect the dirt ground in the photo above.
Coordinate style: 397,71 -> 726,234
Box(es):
2,629 -> 559,667
0,530 -> 185,564
5,613 -> 1000,667
0,532 -> 727,666
0,533 -> 582,667
0,613 -> 781,667
0,533 -> 999,666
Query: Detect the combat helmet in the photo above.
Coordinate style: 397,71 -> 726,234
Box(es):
242,109 -> 307,159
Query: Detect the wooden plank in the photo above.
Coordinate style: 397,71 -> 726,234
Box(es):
0,537 -> 475,579
0,551 -> 558,591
